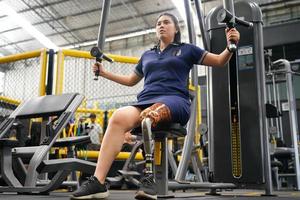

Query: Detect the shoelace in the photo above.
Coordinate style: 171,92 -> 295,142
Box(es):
82,176 -> 96,187
140,174 -> 154,187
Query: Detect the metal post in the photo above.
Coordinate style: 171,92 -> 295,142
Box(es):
194,0 -> 209,50
194,0 -> 214,178
46,49 -> 54,95
175,0 -> 198,181
267,84 -> 274,128
175,98 -> 197,180
223,0 -> 235,16
272,73 -> 280,138
275,83 -> 284,141
254,19 -> 273,196
207,65 -> 214,175
97,0 -> 111,50
284,60 -> 300,190
155,137 -> 170,197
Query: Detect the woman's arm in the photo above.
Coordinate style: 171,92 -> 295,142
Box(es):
93,62 -> 142,86
202,28 -> 240,67
102,71 -> 142,86
202,49 -> 233,67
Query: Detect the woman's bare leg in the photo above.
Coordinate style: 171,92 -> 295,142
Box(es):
94,106 -> 141,184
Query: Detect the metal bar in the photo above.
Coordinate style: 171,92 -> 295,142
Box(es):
191,154 -> 203,182
76,108 -> 104,115
0,146 -> 22,187
223,0 -> 235,16
275,82 -> 284,141
184,0 -> 198,109
61,49 -> 139,64
155,137 -> 169,196
168,147 -> 178,176
267,84 -> 274,127
97,0 -> 112,50
168,181 -> 236,189
194,0 -> 209,50
195,86 -> 202,160
0,49 -> 41,64
76,151 -> 144,160
207,66 -> 214,172
284,60 -> 300,190
272,73 -> 280,138
39,48 -> 48,96
55,51 -> 65,95
0,96 -> 21,105
253,15 -> 273,195
175,0 -> 198,181
24,145 -> 49,186
175,98 -> 196,180
46,49 -> 55,95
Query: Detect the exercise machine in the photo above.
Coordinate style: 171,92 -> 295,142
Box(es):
207,0 -> 274,195
265,58 -> 300,190
0,93 -> 96,194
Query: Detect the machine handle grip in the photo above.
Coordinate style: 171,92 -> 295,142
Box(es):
217,8 -> 253,53
90,47 -> 113,81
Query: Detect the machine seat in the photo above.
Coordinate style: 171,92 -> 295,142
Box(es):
131,123 -> 186,138
0,138 -> 20,148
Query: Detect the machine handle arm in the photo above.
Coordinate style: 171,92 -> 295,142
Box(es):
217,8 -> 253,52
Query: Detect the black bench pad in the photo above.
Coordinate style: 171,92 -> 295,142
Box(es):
131,123 -> 186,138
17,93 -> 77,119
53,136 -> 91,147
0,138 -> 20,148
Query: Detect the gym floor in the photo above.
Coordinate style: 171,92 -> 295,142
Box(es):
1,189 -> 300,200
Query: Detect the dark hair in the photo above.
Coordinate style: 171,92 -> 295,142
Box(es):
89,113 -> 96,118
156,12 -> 181,44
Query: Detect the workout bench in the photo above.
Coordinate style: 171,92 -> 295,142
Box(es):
0,93 -> 96,194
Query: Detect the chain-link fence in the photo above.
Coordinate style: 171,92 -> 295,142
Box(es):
0,49 -> 47,101
1,58 -> 41,100
0,49 -> 47,118
57,50 -> 143,110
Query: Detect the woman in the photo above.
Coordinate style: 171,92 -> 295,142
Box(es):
71,13 -> 239,200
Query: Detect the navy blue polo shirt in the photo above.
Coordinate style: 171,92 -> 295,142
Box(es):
133,43 -> 207,125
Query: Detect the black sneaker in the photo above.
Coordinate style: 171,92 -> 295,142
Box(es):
71,176 -> 109,199
135,174 -> 157,200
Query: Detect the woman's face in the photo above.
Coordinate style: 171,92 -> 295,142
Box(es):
156,15 -> 177,42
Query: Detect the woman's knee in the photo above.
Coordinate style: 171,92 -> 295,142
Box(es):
109,107 -> 140,129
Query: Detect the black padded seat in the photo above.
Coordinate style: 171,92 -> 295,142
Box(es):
273,147 -> 294,159
16,93 -> 77,119
131,123 -> 186,138
271,160 -> 283,168
0,139 -> 20,148
53,136 -> 91,147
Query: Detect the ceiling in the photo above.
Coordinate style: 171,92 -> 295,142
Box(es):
0,0 -> 181,55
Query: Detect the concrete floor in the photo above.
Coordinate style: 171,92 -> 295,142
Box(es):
0,189 -> 300,200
